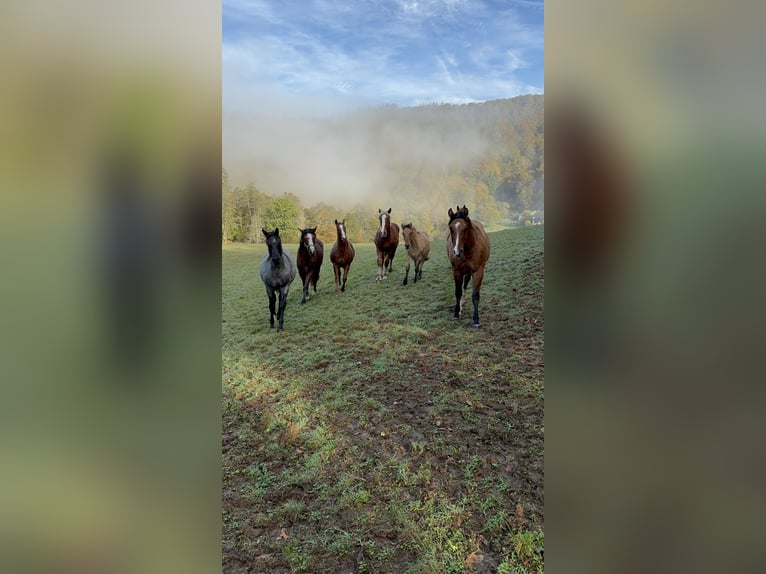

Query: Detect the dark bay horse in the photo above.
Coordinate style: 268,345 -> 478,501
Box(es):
259,227 -> 297,332
374,208 -> 399,282
296,227 -> 324,304
447,205 -> 490,327
401,223 -> 431,285
330,218 -> 355,292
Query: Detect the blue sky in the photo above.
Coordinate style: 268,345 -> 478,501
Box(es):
223,0 -> 543,111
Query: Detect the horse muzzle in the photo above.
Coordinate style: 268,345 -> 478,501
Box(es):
405,245 -> 410,250
307,246 -> 315,256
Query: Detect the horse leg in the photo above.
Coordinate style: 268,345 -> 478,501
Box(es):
312,268 -> 319,294
301,274 -> 308,305
376,251 -> 383,283
452,271 -> 463,319
471,268 -> 485,328
402,255 -> 410,285
413,258 -> 421,283
341,264 -> 350,292
277,286 -> 289,332
267,288 -> 277,328
333,263 -> 340,293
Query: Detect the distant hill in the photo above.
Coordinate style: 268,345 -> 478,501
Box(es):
223,95 -> 543,242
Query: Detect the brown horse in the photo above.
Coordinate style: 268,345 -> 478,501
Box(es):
330,218 -> 355,292
374,208 -> 399,282
296,227 -> 324,304
401,223 -> 431,285
447,205 -> 490,328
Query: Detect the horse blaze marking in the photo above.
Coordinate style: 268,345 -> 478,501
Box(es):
453,221 -> 461,255
340,224 -> 346,240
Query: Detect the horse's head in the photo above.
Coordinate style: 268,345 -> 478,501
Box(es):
378,208 -> 392,237
401,223 -> 413,250
262,227 -> 283,263
335,218 -> 348,242
447,206 -> 471,258
299,227 -> 318,256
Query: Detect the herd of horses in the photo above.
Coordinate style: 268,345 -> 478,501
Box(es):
259,205 -> 491,332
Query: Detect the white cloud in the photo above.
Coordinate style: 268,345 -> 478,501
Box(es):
223,0 -> 543,107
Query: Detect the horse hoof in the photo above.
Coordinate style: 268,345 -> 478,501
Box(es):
473,323 -> 480,329
452,315 -> 460,320
301,299 -> 306,305
402,279 -> 407,285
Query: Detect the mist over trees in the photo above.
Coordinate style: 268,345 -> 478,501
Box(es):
223,95 -> 543,244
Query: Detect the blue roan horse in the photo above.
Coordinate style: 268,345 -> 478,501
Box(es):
260,228 -> 297,332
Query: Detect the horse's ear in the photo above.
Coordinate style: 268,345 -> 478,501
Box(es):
262,228 -> 269,238
342,218 -> 346,224
274,227 -> 279,235
310,226 -> 317,233
462,205 -> 468,215
448,208 -> 454,218
335,219 -> 339,225
387,208 -> 392,214
378,209 -> 382,214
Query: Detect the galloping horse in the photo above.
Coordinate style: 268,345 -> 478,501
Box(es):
374,208 -> 399,282
259,227 -> 297,332
330,218 -> 355,292
296,227 -> 324,304
447,205 -> 490,328
401,223 -> 431,285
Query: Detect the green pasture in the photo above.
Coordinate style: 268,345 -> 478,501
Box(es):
223,225 -> 544,573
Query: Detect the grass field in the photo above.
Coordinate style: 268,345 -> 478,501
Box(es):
222,225 -> 544,573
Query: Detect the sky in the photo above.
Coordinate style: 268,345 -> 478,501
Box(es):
223,0 -> 544,112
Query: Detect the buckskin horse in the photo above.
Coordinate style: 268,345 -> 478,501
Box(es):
447,205 -> 490,327
330,218 -> 355,293
374,208 -> 399,283
400,223 -> 431,285
296,227 -> 324,304
259,227 -> 297,332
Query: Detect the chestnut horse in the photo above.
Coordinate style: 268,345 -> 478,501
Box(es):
374,208 -> 399,282
447,205 -> 490,328
296,227 -> 324,304
330,218 -> 355,292
401,223 -> 431,285
259,227 -> 297,332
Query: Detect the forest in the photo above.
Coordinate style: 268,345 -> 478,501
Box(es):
222,94 -> 543,244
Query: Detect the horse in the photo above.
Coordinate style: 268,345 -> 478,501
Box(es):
296,227 -> 324,304
259,227 -> 297,332
330,218 -> 355,293
374,208 -> 400,282
447,205 -> 491,328
401,223 -> 431,285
